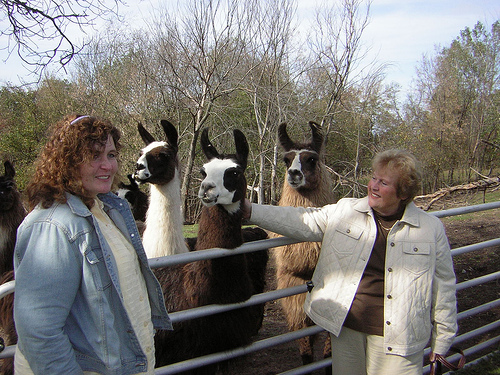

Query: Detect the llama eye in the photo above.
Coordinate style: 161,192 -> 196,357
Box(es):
199,169 -> 206,178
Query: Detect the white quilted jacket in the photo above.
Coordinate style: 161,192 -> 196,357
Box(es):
250,197 -> 457,356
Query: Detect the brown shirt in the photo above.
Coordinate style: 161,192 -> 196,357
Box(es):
343,210 -> 402,336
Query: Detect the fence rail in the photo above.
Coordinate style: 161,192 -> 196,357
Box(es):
1,201 -> 499,374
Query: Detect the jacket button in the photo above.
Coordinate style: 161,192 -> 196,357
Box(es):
387,267 -> 393,272
413,247 -> 418,252
386,321 -> 391,325
346,229 -> 350,233
387,295 -> 392,299
390,242 -> 395,247
388,347 -> 393,351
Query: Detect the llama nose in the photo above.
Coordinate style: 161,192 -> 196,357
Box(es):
288,169 -> 302,179
199,182 -> 217,202
135,164 -> 150,179
201,181 -> 215,192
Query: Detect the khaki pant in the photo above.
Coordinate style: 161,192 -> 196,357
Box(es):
330,327 -> 424,375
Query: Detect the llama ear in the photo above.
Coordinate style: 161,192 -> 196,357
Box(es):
278,122 -> 294,151
160,120 -> 178,152
137,123 -> 155,145
309,121 -> 324,153
233,129 -> 249,170
4,160 -> 15,179
200,128 -> 219,160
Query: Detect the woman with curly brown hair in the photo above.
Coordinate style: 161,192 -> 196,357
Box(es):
13,115 -> 171,375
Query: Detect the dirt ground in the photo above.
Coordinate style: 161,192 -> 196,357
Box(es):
226,192 -> 500,374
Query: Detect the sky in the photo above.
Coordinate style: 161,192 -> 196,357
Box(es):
361,0 -> 499,93
0,0 -> 498,96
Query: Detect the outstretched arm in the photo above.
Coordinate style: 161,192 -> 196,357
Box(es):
246,202 -> 328,243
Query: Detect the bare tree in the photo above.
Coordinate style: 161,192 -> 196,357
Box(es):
147,0 -> 260,219
0,0 -> 124,78
242,0 -> 298,204
305,0 -> 371,142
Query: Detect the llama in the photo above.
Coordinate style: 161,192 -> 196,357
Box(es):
133,120 -> 190,257
274,121 -> 335,369
116,174 -> 148,222
0,160 -> 26,375
152,128 -> 268,374
0,160 -> 26,276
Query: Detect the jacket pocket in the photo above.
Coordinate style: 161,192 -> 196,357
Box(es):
402,243 -> 431,276
85,248 -> 113,291
329,222 -> 363,257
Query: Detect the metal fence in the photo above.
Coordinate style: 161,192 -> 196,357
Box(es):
0,201 -> 499,374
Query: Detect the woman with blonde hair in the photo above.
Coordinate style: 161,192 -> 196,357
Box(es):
14,114 -> 171,374
243,149 -> 457,375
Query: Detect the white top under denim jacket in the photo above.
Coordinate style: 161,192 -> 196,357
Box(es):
250,197 -> 457,357
14,192 -> 172,375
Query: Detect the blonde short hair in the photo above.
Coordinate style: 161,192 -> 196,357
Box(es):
372,149 -> 422,204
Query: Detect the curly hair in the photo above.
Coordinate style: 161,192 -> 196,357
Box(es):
26,114 -> 122,210
372,149 -> 422,204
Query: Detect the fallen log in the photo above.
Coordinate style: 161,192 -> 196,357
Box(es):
414,177 -> 500,211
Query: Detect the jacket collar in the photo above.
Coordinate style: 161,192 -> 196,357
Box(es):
64,192 -> 119,218
98,191 -> 123,208
400,201 -> 420,227
353,196 -> 421,227
353,196 -> 371,214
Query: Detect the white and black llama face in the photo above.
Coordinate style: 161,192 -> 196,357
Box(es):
198,128 -> 249,212
133,120 -> 179,185
0,161 -> 18,212
278,121 -> 324,191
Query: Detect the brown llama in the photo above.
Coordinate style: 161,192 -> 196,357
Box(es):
0,160 -> 27,375
136,126 -> 268,374
273,121 -> 335,371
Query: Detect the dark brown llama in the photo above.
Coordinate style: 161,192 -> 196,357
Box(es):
273,122 -> 336,371
116,174 -> 148,222
0,161 -> 26,276
138,127 -> 268,374
0,160 -> 27,375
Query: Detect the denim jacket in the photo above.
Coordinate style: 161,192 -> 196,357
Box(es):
250,197 -> 457,357
14,192 -> 172,375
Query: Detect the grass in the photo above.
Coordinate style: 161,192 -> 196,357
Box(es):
432,189 -> 500,224
183,223 -> 198,238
